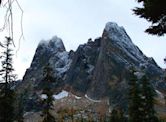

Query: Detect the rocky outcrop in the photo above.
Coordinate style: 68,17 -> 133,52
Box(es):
66,38 -> 101,94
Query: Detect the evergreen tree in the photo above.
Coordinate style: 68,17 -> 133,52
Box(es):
133,0 -> 166,36
110,109 -> 120,122
0,37 -> 16,122
141,75 -> 159,122
110,108 -> 127,122
128,69 -> 159,122
164,96 -> 166,106
41,64 -> 55,122
118,108 -> 127,122
128,70 -> 142,122
15,93 -> 25,122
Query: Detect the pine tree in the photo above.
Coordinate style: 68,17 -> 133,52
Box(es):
133,0 -> 166,36
0,37 -> 16,122
128,69 -> 142,122
42,87 -> 55,122
128,69 -> 160,122
118,108 -> 127,122
110,108 -> 127,122
141,75 -> 159,122
110,109 -> 119,122
15,93 -> 25,122
41,64 -> 55,122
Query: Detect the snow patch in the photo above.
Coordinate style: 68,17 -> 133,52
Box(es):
73,94 -> 82,99
53,90 -> 69,100
55,51 -> 72,77
41,94 -> 47,99
85,94 -> 101,102
155,90 -> 164,99
134,72 -> 144,79
86,64 -> 94,74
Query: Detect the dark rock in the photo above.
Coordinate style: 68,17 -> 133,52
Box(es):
87,22 -> 163,101
16,36 -> 71,112
66,38 -> 101,93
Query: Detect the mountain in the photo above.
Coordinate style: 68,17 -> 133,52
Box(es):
66,22 -> 163,108
16,22 -> 166,119
16,36 -> 72,111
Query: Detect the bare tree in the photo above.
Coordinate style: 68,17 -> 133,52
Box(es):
0,0 -> 24,46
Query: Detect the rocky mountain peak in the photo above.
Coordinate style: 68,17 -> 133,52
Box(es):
103,22 -> 147,64
104,22 -> 127,43
104,22 -> 125,33
30,36 -> 67,69
86,22 -> 163,101
38,36 -> 66,52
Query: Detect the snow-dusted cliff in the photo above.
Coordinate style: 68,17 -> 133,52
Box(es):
16,22 -> 165,114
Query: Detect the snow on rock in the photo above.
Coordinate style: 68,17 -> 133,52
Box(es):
155,90 -> 164,99
86,64 -> 94,74
134,71 -> 144,79
51,36 -> 64,49
104,22 -> 145,63
38,36 -> 65,51
71,93 -> 82,100
53,90 -> 82,100
85,94 -> 101,102
74,95 -> 82,100
54,51 -> 72,77
41,94 -> 47,99
53,90 -> 69,100
38,35 -> 72,78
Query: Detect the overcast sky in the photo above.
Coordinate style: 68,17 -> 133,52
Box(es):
0,0 -> 166,79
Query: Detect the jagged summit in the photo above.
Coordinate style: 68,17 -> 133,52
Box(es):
86,22 -> 162,101
104,22 -> 132,45
103,22 -> 147,63
104,22 -> 124,32
38,36 -> 66,52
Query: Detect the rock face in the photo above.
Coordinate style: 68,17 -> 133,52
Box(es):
66,22 -> 163,108
17,22 -> 165,113
87,23 -> 162,98
23,36 -> 71,83
66,38 -> 101,94
16,36 -> 72,111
